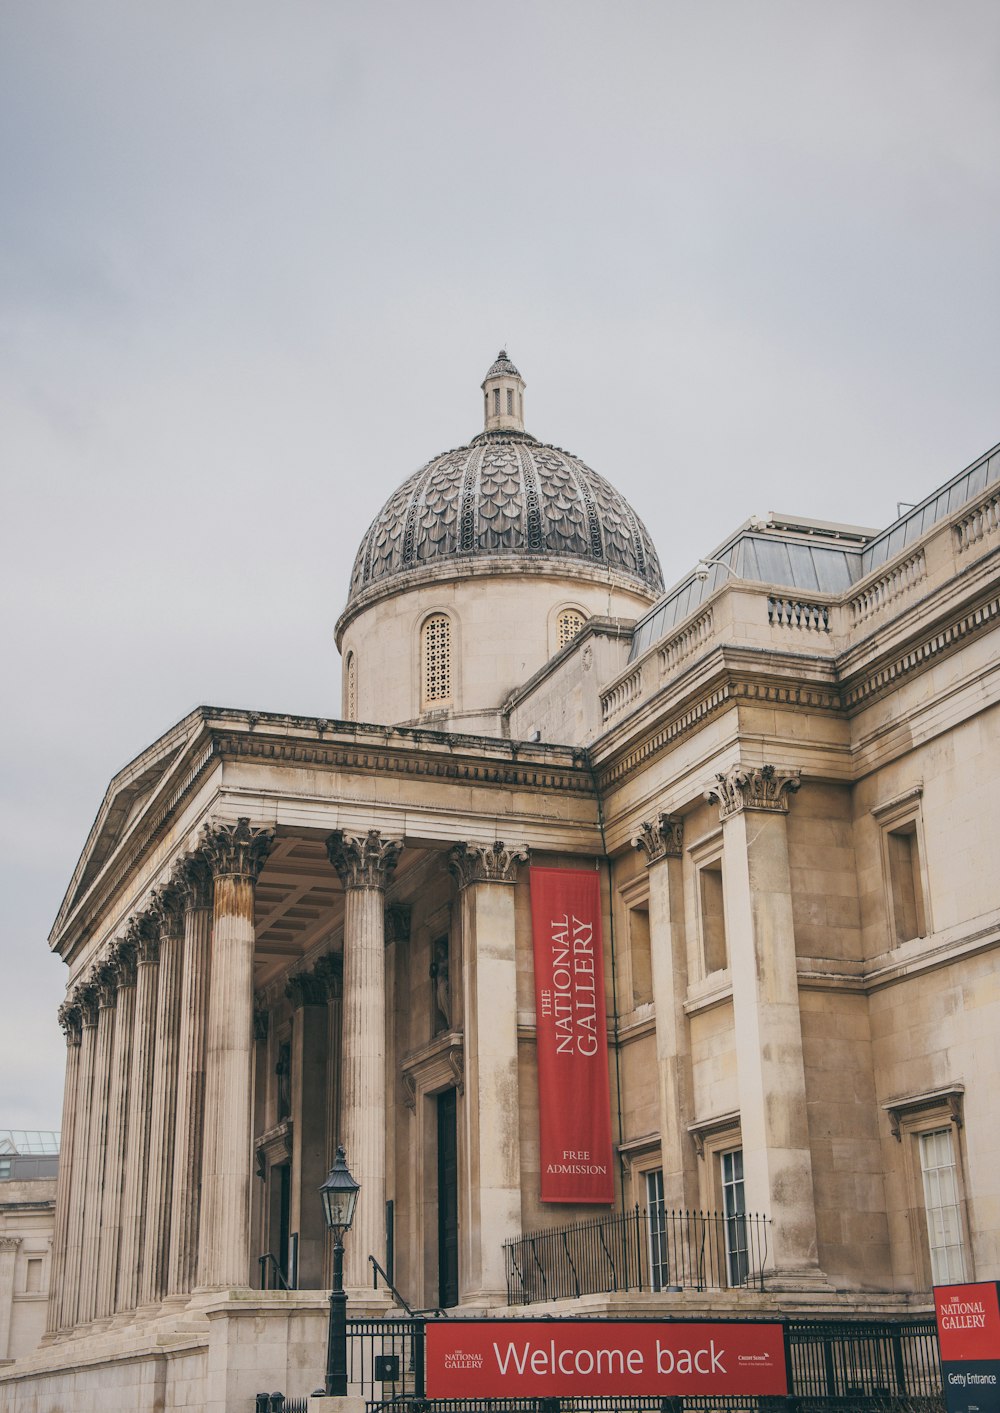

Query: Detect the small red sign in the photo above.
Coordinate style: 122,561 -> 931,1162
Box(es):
935,1282 -> 1000,1362
425,1319 -> 788,1398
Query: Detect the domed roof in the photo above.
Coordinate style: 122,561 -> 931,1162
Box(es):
347,429 -> 664,606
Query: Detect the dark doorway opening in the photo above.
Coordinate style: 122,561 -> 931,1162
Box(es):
437,1089 -> 459,1308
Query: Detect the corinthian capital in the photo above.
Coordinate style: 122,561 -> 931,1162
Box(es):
57,1001 -> 82,1044
110,937 -> 138,989
705,763 -> 801,819
632,814 -> 684,865
149,882 -> 185,940
448,840 -> 528,889
201,818 -> 274,883
326,829 -> 402,891
175,854 -> 213,911
127,912 -> 160,966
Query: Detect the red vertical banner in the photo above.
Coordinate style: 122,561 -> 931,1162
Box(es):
529,866 -> 614,1203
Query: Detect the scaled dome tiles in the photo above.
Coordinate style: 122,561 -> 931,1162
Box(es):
349,434 -> 664,602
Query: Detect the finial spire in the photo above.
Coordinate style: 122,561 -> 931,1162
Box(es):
481,349 -> 526,433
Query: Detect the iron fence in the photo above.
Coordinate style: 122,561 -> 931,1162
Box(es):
787,1319 -> 941,1398
504,1206 -> 771,1303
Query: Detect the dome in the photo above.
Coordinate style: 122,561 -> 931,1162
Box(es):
346,353 -> 664,612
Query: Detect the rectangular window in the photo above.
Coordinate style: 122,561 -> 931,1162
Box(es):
919,1129 -> 967,1283
646,1169 -> 668,1292
721,1149 -> 749,1286
699,859 -> 727,973
506,388 -> 513,415
25,1257 -> 43,1293
493,388 -> 500,414
887,821 -> 926,942
629,903 -> 653,1007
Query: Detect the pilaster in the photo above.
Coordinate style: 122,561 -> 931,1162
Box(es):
705,763 -> 828,1289
197,818 -> 273,1289
286,968 -> 330,1289
0,1237 -> 21,1361
448,840 -> 527,1303
632,814 -> 699,1209
326,829 -> 401,1287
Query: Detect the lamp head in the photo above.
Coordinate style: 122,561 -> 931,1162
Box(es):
319,1145 -> 360,1236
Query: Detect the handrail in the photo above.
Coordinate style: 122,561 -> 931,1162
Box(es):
368,1253 -> 449,1317
258,1252 -> 291,1291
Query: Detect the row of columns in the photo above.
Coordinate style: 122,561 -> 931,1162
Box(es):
634,761 -> 826,1288
48,820 -> 273,1334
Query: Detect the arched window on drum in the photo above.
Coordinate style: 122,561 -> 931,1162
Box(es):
556,608 -> 586,650
421,614 -> 452,708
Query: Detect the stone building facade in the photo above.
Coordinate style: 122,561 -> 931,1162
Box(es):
0,1138 -> 58,1366
1,352 -> 998,1410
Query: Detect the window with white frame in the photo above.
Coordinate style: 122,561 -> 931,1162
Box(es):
721,1148 -> 749,1286
646,1168 -> 669,1291
421,614 -> 452,707
919,1128 -> 967,1284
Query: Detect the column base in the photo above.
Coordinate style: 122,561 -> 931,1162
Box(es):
763,1264 -> 835,1293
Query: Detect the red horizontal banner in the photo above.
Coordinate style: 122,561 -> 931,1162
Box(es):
529,866 -> 614,1203
425,1319 -> 789,1398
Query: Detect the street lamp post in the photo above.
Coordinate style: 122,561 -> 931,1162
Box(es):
314,1145 -> 360,1399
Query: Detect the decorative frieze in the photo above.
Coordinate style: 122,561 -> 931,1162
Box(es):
631,813 -> 684,864
326,828 -> 402,890
448,840 -> 528,888
201,817 -> 273,882
705,763 -> 801,819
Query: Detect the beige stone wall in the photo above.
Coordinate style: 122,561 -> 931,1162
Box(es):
0,1180 -> 55,1364
340,567 -> 651,733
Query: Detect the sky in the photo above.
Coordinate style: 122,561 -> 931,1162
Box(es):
1,1 -> 998,1131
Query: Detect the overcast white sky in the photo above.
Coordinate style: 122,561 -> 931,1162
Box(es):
1,1 -> 998,1131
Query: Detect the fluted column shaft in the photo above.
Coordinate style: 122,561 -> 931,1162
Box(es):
46,1010 -> 81,1333
327,829 -> 401,1289
61,997 -> 97,1328
77,980 -> 117,1323
168,862 -> 213,1295
197,820 -> 272,1289
95,950 -> 136,1318
140,893 -> 185,1305
117,926 -> 160,1311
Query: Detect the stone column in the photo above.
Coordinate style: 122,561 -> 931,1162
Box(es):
77,962 -> 118,1323
167,856 -> 213,1296
448,840 -> 527,1303
95,940 -> 137,1319
197,818 -> 273,1290
326,829 -> 402,1288
706,763 -> 828,1288
140,885 -> 186,1305
633,814 -> 700,1210
286,969 -> 329,1289
46,1003 -> 81,1333
116,914 -> 160,1312
315,954 -> 343,1288
62,983 -> 98,1328
0,1237 -> 21,1360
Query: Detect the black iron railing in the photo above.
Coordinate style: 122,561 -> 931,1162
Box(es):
504,1206 -> 770,1303
332,1314 -> 942,1409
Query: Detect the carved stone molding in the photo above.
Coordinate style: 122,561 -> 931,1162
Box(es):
176,854 -> 213,911
705,763 -> 801,819
201,817 -> 274,883
385,903 -> 412,945
400,1031 -> 465,1111
254,1121 -> 292,1180
314,953 -> 342,1000
284,970 -> 328,1009
632,813 -> 684,865
448,840 -> 528,889
326,829 -> 402,891
0,1236 -> 21,1251
884,1085 -> 964,1142
688,1109 -> 741,1160
57,1002 -> 82,1043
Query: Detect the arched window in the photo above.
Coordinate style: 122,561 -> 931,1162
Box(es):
422,614 -> 452,706
344,651 -> 357,720
557,608 -> 586,649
